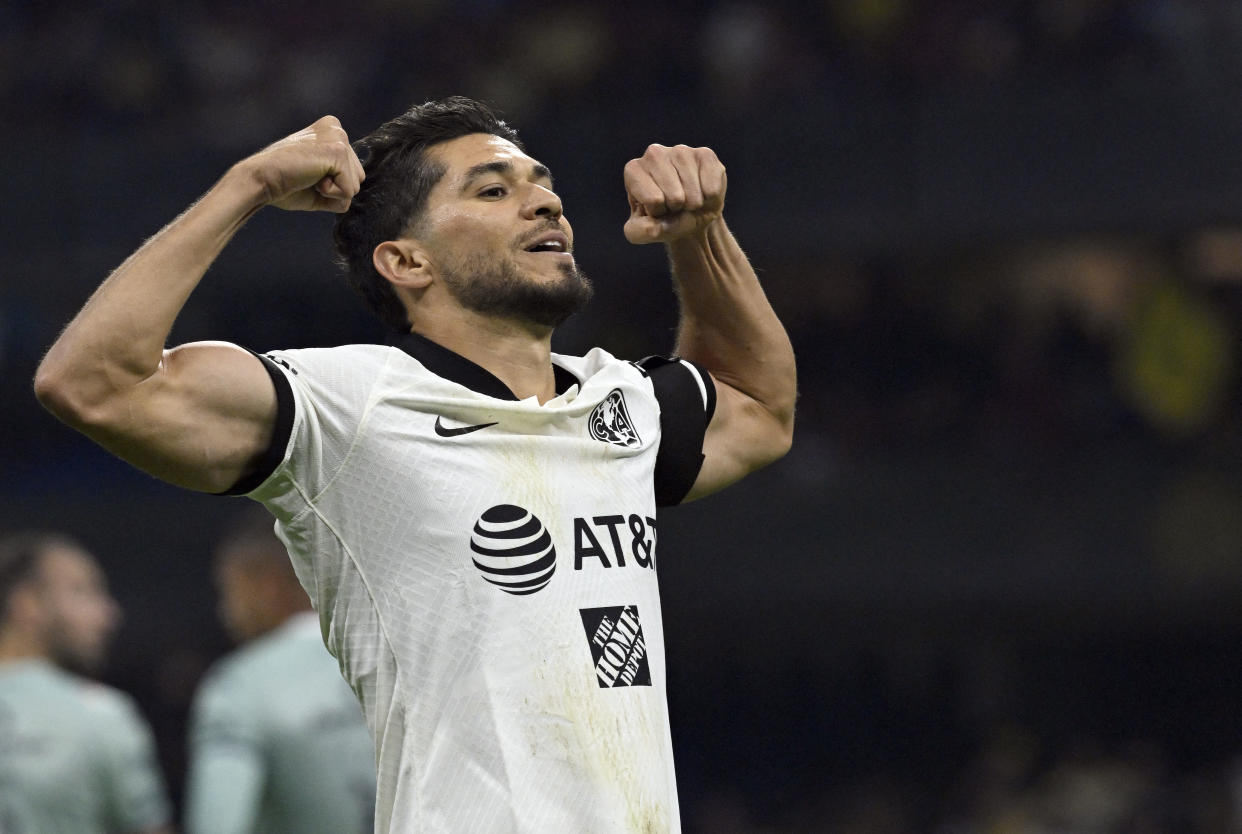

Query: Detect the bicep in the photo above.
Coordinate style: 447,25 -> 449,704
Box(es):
682,375 -> 793,502
82,341 -> 278,493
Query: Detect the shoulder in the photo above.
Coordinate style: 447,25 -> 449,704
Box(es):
260,343 -> 397,379
70,678 -> 153,743
553,347 -> 649,386
190,647 -> 265,735
198,620 -> 332,700
69,676 -> 133,717
197,636 -> 272,697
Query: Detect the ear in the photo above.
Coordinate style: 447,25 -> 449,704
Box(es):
373,239 -> 433,291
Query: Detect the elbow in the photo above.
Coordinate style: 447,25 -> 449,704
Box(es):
33,361 -> 73,418
743,371 -> 797,468
747,401 -> 795,471
764,381 -> 797,460
776,415 -> 795,460
33,360 -> 108,430
766,408 -> 795,463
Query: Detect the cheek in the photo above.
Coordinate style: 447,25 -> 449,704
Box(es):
72,595 -> 114,631
429,208 -> 508,249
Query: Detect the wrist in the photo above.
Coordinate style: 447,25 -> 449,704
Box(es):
665,216 -> 721,254
219,159 -> 277,215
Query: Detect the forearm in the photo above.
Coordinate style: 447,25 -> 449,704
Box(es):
35,165 -> 267,415
668,219 -> 796,422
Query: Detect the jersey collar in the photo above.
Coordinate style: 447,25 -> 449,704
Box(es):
392,331 -> 579,401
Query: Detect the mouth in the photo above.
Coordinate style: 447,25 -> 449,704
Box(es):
522,230 -> 571,255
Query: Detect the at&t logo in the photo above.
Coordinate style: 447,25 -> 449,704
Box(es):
470,505 -> 556,595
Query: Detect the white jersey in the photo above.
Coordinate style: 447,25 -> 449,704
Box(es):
231,333 -> 714,834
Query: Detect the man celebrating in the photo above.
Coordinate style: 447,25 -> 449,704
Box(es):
35,97 -> 796,832
185,508 -> 375,834
0,533 -> 174,834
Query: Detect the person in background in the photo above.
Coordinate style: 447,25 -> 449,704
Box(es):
184,508 -> 375,834
0,531 -> 174,834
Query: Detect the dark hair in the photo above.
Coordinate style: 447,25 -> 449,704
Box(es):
0,532 -> 79,621
333,96 -> 524,332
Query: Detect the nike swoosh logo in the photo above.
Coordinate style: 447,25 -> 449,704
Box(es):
434,417 -> 498,437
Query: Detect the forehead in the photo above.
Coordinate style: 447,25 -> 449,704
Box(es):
428,133 -> 545,185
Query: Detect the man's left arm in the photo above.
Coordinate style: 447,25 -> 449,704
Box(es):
624,144 -> 797,500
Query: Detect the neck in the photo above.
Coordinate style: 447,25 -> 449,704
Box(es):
410,309 -> 558,403
0,629 -> 44,664
257,601 -> 314,638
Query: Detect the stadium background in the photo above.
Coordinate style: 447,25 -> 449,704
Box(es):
7,1 -> 1242,830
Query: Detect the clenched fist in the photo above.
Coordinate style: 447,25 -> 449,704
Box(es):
236,115 -> 366,213
623,144 -> 726,244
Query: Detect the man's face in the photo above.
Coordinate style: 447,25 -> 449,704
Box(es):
32,545 -> 121,675
415,133 -> 593,328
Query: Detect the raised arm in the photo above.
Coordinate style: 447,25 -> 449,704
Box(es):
34,117 -> 364,493
623,144 -> 796,500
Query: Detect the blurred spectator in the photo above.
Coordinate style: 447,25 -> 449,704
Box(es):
0,532 -> 174,834
183,508 -> 375,834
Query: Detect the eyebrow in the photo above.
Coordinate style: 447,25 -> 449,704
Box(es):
461,160 -> 554,191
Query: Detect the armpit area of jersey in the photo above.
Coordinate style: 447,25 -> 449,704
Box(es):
635,355 -> 717,507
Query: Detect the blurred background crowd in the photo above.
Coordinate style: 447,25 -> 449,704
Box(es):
7,0 -> 1242,831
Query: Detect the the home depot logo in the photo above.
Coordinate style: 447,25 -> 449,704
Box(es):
579,605 -> 651,688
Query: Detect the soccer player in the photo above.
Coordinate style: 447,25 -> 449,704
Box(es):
34,96 -> 797,832
184,508 -> 375,834
0,532 -> 174,834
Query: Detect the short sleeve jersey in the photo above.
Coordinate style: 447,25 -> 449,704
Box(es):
0,659 -> 172,834
184,612 -> 377,834
234,333 -> 715,834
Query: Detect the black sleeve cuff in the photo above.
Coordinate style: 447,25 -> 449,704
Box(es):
636,356 -> 717,507
215,352 -> 296,497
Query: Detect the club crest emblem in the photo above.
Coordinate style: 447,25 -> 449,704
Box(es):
589,389 -> 641,448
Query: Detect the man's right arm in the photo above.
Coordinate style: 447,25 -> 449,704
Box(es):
33,116 -> 363,493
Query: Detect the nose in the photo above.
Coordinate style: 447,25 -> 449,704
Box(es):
523,183 -> 562,221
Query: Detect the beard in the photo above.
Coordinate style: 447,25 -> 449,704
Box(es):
438,251 -> 594,329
